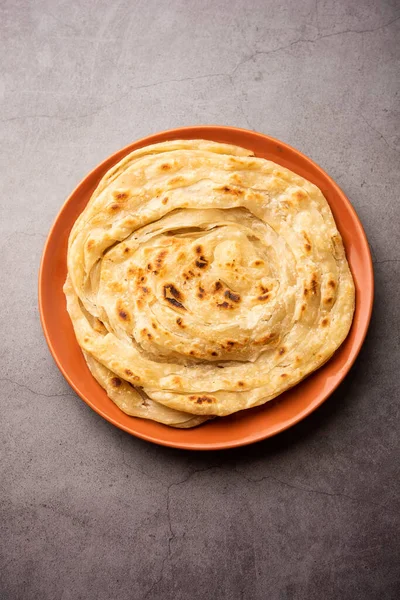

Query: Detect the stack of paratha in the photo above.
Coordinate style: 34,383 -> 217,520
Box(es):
64,140 -> 355,428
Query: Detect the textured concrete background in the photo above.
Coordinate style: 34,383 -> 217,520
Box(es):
1,1 -> 399,598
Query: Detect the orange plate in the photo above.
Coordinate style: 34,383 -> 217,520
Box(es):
39,126 -> 374,450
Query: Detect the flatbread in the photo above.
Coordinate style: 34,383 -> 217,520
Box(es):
64,139 -> 355,424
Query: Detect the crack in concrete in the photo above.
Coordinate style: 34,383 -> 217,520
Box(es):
4,15 -> 399,126
0,377 -> 76,399
361,114 -> 400,154
144,466 -> 218,598
231,16 -> 400,77
227,74 -> 254,131
235,470 -> 393,512
116,434 -> 151,480
143,460 -> 394,598
0,72 -> 230,124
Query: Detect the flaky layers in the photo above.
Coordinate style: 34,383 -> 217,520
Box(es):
64,140 -> 355,427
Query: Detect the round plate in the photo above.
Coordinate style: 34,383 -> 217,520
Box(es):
39,126 -> 374,450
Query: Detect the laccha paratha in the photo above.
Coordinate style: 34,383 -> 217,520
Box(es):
64,139 -> 355,426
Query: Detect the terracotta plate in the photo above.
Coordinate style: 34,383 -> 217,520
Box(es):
39,126 -> 374,450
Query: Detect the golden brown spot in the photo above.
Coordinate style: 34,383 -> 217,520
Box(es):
217,301 -> 232,309
224,290 -> 241,303
324,296 -> 334,305
127,267 -> 136,276
328,280 -> 336,289
189,350 -> 196,356
161,196 -> 169,205
219,185 -> 244,197
124,247 -> 130,254
156,250 -> 167,269
172,376 -> 181,385
258,284 -> 269,294
116,299 -> 131,321
254,260 -> 263,266
303,288 -> 309,297
152,322 -> 158,329
197,396 -> 214,404
237,381 -> 245,387
321,318 -> 329,327
111,377 -> 122,387
86,239 -> 95,250
189,395 -> 216,405
331,234 -> 344,259
229,156 -> 249,166
160,163 -> 172,171
280,373 -> 288,378
310,274 -> 318,294
176,317 -> 185,328
169,176 -> 185,185
124,218 -> 137,228
112,191 -> 128,201
294,190 -> 307,201
125,369 -> 133,376
278,347 -> 286,356
141,287 -> 149,294
94,319 -> 106,335
195,256 -> 208,269
305,243 -> 312,252
257,293 -> 270,302
230,173 -> 243,185
197,286 -> 205,299
214,281 -> 222,292
183,269 -> 196,281
301,303 -> 307,312
83,336 -> 89,343
254,333 -> 276,345
221,340 -> 245,352
211,351 -> 218,357
164,284 -> 186,310
167,284 -> 181,299
109,203 -> 120,211
301,231 -> 311,250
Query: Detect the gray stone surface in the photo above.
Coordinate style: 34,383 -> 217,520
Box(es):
1,0 -> 399,598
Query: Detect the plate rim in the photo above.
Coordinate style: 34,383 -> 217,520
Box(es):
38,125 -> 374,450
